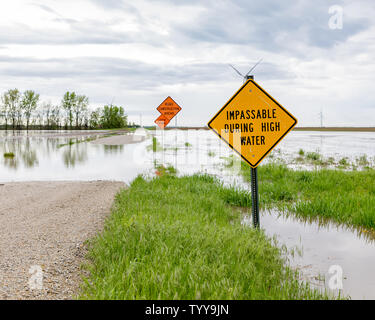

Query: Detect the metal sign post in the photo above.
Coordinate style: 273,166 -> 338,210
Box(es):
251,166 -> 259,228
245,75 -> 260,228
175,115 -> 178,170
154,96 -> 182,172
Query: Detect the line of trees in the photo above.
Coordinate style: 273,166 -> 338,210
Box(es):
0,89 -> 128,130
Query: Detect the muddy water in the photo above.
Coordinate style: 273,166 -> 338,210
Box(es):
1,129 -> 375,299
242,211 -> 375,299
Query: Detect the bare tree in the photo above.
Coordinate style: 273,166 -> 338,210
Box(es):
40,101 -> 53,129
52,105 -> 62,129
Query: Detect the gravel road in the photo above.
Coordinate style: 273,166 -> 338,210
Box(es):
91,134 -> 146,145
0,180 -> 125,300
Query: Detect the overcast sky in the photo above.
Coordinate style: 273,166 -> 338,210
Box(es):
0,0 -> 374,126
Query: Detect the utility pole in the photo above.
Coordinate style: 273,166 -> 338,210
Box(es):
320,109 -> 323,128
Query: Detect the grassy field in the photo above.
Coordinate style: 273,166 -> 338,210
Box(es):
241,162 -> 375,230
80,173 -> 327,300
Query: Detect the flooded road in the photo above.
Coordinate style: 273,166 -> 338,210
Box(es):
0,130 -> 150,183
1,128 -> 375,299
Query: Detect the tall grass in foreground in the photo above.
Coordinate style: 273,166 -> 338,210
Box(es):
241,163 -> 375,230
80,174 -> 327,300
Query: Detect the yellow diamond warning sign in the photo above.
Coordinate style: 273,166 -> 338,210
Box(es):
208,79 -> 297,168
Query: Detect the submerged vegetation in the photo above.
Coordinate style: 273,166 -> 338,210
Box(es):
154,163 -> 177,176
80,173 -> 327,300
57,136 -> 97,148
3,152 -> 15,158
240,162 -> 375,230
147,136 -> 163,152
306,152 -> 321,162
293,149 -> 374,169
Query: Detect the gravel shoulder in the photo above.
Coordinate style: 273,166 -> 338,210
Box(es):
0,180 -> 125,300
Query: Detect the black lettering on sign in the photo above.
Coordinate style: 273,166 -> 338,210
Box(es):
261,122 -> 280,132
224,123 -> 254,133
226,109 -> 277,120
240,136 -> 266,146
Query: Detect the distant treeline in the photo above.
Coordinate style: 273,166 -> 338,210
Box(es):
0,89 -> 129,130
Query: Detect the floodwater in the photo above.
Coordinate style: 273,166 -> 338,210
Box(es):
242,211 -> 375,299
0,130 -> 150,183
1,129 -> 374,183
1,129 -> 375,299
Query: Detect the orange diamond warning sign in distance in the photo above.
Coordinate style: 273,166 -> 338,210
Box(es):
208,79 -> 297,168
155,114 -> 170,129
157,96 -> 181,121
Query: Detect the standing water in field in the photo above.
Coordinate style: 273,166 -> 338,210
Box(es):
242,210 -> 375,299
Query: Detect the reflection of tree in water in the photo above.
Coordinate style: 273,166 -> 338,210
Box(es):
21,138 -> 39,168
103,145 -> 124,155
45,137 -> 60,156
3,156 -> 18,170
1,137 -> 39,170
1,140 -> 18,170
0,134 -> 91,170
63,142 -> 88,168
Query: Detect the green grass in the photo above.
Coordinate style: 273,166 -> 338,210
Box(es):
293,151 -> 373,169
80,174 -> 327,300
147,136 -> 164,152
356,155 -> 369,167
57,139 -> 76,148
241,162 -> 375,230
3,152 -> 15,158
306,152 -> 321,161
154,163 -> 177,176
338,157 -> 349,167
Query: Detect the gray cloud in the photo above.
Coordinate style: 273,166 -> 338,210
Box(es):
173,0 -> 370,52
4,0 -> 369,51
0,54 -> 293,87
90,0 -> 127,9
30,2 -> 63,15
0,20 -> 135,45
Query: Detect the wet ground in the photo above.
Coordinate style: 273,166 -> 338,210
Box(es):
1,128 -> 375,299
